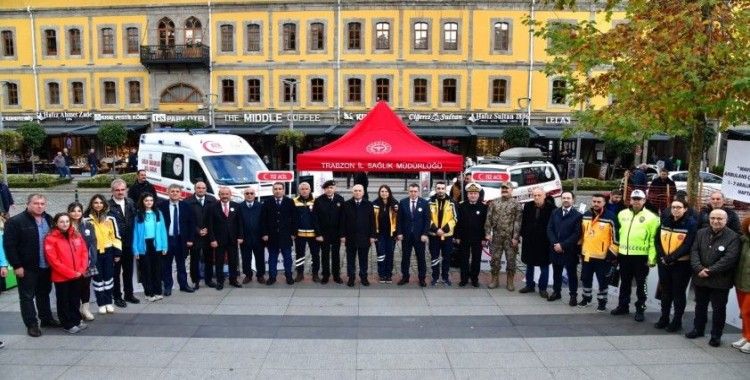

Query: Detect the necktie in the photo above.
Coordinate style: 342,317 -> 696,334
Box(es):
198,197 -> 203,206
411,200 -> 416,216
562,209 -> 568,217
172,203 -> 179,235
277,198 -> 281,206
223,202 -> 229,217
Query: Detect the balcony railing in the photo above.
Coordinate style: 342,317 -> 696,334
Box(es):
140,44 -> 210,68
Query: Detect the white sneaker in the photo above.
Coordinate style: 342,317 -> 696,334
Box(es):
80,304 -> 95,321
155,295 -> 164,300
105,304 -> 114,313
98,306 -> 107,314
732,338 -> 748,349
740,342 -> 750,354
65,326 -> 81,334
77,322 -> 88,331
146,296 -> 156,302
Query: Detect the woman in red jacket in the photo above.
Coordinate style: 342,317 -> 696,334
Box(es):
44,213 -> 90,334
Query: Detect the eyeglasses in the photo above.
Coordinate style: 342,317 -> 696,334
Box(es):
671,206 -> 683,209
244,192 -> 255,195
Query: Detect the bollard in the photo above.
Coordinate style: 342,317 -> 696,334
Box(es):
74,189 -> 79,202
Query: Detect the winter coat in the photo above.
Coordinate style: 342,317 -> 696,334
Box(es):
735,235 -> 750,292
43,229 -> 89,283
547,207 -> 583,264
520,200 -> 555,266
691,227 -> 740,289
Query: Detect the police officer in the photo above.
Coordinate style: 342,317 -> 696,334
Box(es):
397,183 -> 430,287
484,182 -> 523,290
428,181 -> 458,286
314,180 -> 345,284
293,182 -> 319,282
454,183 -> 487,287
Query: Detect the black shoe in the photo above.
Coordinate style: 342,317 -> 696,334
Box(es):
654,316 -> 669,329
164,290 -> 172,297
397,278 -> 409,286
286,278 -> 295,285
124,295 -> 141,304
458,280 -> 467,287
216,283 -> 224,290
333,277 -> 343,284
321,277 -> 329,284
519,286 -> 535,294
685,329 -> 704,339
113,298 -> 127,308
179,287 -> 195,293
419,280 -> 427,287
579,297 -> 592,307
634,311 -> 645,322
27,325 -> 42,337
596,301 -> 607,312
242,276 -> 252,285
665,320 -> 682,332
610,305 -> 630,315
709,336 -> 721,347
193,283 -> 200,290
40,319 -> 61,328
569,297 -> 578,307
229,282 -> 242,288
547,292 -> 561,302
205,281 -> 217,288
295,272 -> 304,283
539,290 -> 549,299
312,274 -> 320,283
266,278 -> 276,286
361,278 -> 370,286
471,280 -> 479,288
347,278 -> 355,287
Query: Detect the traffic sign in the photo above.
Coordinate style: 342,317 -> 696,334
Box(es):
471,171 -> 510,182
256,171 -> 295,182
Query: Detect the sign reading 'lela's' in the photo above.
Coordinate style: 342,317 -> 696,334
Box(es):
256,171 -> 295,183
471,171 -> 510,182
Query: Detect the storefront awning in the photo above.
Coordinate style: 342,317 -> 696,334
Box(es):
72,124 -> 148,135
3,125 -> 85,135
410,126 -> 472,137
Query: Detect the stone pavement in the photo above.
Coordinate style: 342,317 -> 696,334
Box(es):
0,273 -> 747,380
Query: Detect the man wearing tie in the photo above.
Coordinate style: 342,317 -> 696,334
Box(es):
158,184 -> 195,295
546,191 -> 583,305
339,185 -> 376,287
206,187 -> 244,290
239,187 -> 265,284
185,181 -> 216,289
397,183 -> 430,287
261,182 -> 298,285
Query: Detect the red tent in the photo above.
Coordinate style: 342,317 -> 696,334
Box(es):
297,101 -> 463,172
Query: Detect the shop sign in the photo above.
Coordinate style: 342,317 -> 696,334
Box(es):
94,113 -> 150,122
36,111 -> 93,121
221,113 -> 324,124
545,116 -> 572,125
467,113 -> 528,124
151,114 -> 207,123
342,112 -> 367,121
1,115 -> 34,122
257,170 -> 294,182
407,113 -> 465,122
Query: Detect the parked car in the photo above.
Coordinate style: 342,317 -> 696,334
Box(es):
668,171 -> 722,192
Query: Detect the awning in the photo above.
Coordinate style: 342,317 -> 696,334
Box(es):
534,128 -> 596,139
72,124 -> 148,135
409,126 -> 471,137
3,124 -> 85,135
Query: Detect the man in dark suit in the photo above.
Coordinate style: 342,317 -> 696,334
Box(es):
546,191 -> 583,306
158,184 -> 196,295
108,178 -> 139,307
261,182 -> 298,285
185,181 -> 217,289
313,180 -> 345,284
239,187 -> 265,284
340,185 -> 376,287
206,187 -> 244,290
397,183 -> 431,287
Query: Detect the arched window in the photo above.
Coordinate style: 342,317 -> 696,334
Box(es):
158,17 -> 175,47
184,17 -> 202,44
160,83 -> 202,103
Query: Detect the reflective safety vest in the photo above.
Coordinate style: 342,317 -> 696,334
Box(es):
616,207 -> 660,264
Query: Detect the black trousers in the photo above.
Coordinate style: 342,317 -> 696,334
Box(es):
617,255 -> 650,310
55,278 -> 82,329
16,267 -> 54,327
138,239 -> 162,297
113,246 -> 134,300
295,236 -> 320,275
80,276 -> 92,304
693,285 -> 730,337
657,260 -> 692,320
346,244 -> 370,279
192,238 -> 210,284
459,241 -> 483,283
206,245 -> 239,285
320,240 -> 342,279
241,241 -> 265,278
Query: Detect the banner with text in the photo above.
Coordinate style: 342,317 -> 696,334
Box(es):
722,139 -> 750,203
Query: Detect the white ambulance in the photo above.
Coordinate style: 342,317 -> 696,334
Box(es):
137,131 -> 272,201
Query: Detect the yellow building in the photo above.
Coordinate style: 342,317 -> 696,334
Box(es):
0,0 -> 624,169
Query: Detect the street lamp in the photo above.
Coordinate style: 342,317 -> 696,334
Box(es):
517,97 -> 531,126
0,81 -> 8,185
203,93 -> 218,129
281,78 -> 297,193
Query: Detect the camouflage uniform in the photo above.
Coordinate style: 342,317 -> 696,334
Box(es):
484,195 -> 523,287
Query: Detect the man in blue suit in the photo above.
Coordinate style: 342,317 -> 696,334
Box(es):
261,182 -> 298,285
397,183 -> 431,287
158,184 -> 196,295
546,191 -> 583,306
239,187 -> 265,284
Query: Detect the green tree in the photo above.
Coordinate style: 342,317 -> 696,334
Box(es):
174,119 -> 206,131
97,122 -> 127,177
17,122 -> 47,180
531,0 -> 750,208
0,130 -> 22,185
501,126 -> 530,148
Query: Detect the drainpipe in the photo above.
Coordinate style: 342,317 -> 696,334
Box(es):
336,0 -> 341,124
28,6 -> 40,113
208,0 -> 213,126
526,0 -> 535,125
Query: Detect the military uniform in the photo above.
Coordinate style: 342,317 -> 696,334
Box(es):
293,194 -> 319,281
484,190 -> 522,289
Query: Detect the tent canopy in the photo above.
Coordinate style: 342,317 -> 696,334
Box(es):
296,101 -> 463,172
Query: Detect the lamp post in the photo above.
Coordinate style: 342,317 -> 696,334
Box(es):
281,78 -> 297,193
0,81 -> 8,185
203,93 -> 218,129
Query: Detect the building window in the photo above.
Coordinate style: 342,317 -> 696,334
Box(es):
442,78 -> 457,103
5,83 -> 18,105
552,79 -> 567,104
126,27 -> 139,54
71,81 -> 84,105
247,79 -> 261,103
443,22 -> 458,50
310,78 -> 324,102
282,23 -> 296,51
158,18 -> 175,47
1,31 -> 13,56
220,24 -> 234,52
184,17 -> 202,44
68,28 -> 81,55
128,81 -> 141,104
48,82 -> 60,105
413,78 -> 427,103
491,79 -> 508,104
494,22 -> 510,51
347,78 -> 361,102
347,22 -> 361,50
376,78 -> 390,102
309,22 -> 325,51
45,29 -> 57,55
103,81 -> 117,105
413,22 -> 429,50
221,79 -> 235,102
375,22 -> 390,50
246,24 -> 260,52
101,28 -> 114,55
160,83 -> 202,103
283,79 -> 297,102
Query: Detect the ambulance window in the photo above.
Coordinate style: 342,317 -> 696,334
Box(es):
161,153 -> 184,181
189,159 -> 212,193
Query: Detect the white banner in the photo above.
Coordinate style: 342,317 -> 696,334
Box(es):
722,139 -> 750,203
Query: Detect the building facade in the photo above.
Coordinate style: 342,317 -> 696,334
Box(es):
1,0 -> 646,175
